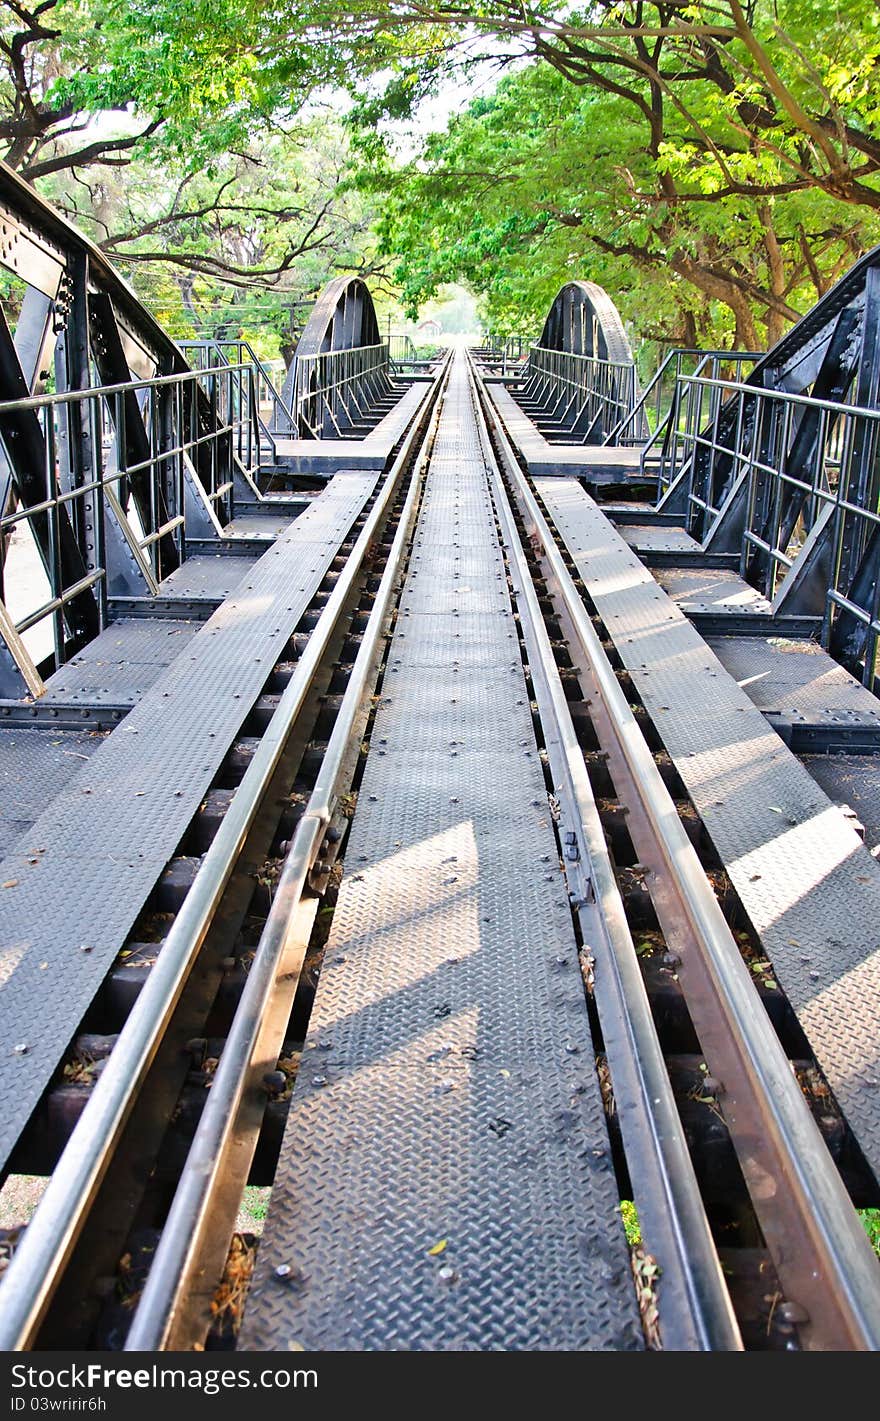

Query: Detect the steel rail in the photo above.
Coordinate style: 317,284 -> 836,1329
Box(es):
125,358 -> 451,1351
468,354 -> 742,1351
477,363 -> 880,1351
0,359 -> 448,1351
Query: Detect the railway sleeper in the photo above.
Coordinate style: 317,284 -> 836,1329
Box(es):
13,1037 -> 871,1235
476,372 -> 880,1350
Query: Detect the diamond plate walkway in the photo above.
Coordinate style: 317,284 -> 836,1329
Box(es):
536,477 -> 880,1185
241,353 -> 641,1352
0,473 -> 378,1173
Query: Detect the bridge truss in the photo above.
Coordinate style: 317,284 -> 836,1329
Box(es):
0,178 -> 877,1355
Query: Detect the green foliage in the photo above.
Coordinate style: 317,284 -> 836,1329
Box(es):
33,117 -> 381,346
3,1 -> 880,349
620,1200 -> 642,1247
368,34 -> 880,349
0,0 -> 350,178
860,1208 -> 880,1258
237,1182 -> 268,1227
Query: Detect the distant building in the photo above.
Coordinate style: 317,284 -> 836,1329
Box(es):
417,318 -> 442,337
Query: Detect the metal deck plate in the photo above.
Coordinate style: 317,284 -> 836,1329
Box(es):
223,513 -> 299,540
708,635 -> 880,732
0,729 -> 105,859
274,383 -> 431,475
801,754 -> 880,854
537,477 -> 880,1182
621,525 -> 700,554
242,356 -> 641,1352
157,554 -> 259,601
0,473 -> 378,1172
653,565 -> 772,615
487,383 -> 645,480
33,619 -> 201,707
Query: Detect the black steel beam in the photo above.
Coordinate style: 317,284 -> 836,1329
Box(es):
0,308 -> 99,646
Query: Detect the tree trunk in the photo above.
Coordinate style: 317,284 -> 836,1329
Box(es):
761,207 -> 786,346
670,252 -> 761,349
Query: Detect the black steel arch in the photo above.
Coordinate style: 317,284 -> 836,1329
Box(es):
294,275 -> 381,359
280,275 -> 390,438
0,159 -> 194,642
525,278 -> 645,443
538,279 -> 636,365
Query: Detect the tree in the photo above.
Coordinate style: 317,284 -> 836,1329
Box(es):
0,0 -> 350,181
374,59 -> 874,348
296,1 -> 880,214
40,120 -> 385,347
0,4 -> 384,343
3,0 -> 878,346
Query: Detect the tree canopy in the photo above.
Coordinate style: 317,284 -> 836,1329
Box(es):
0,2 -> 385,342
0,1 -> 878,350
373,54 -> 876,347
359,0 -> 880,343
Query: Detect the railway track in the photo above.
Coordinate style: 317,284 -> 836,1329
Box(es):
468,352 -> 880,1350
0,348 -> 878,1351
0,356 -> 449,1349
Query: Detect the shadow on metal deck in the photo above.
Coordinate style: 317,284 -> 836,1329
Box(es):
240,353 -> 642,1352
0,474 -> 378,1174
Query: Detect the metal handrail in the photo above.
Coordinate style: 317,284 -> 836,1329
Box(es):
636,351 -> 761,486
665,371 -> 880,682
388,333 -> 419,364
178,339 -> 290,458
523,345 -> 641,444
612,348 -> 761,451
676,371 -> 880,422
0,363 -> 260,673
0,362 -> 251,414
290,342 -> 392,439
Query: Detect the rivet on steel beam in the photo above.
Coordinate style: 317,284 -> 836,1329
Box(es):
777,1301 -> 810,1325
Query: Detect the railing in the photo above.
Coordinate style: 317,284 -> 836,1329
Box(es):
388,333 -> 419,365
521,345 -> 641,444
633,349 -> 761,488
0,363 -> 260,676
469,336 -> 532,378
502,334 -> 529,361
665,372 -> 880,684
178,339 -> 288,454
486,333 -> 530,363
288,342 -> 392,438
